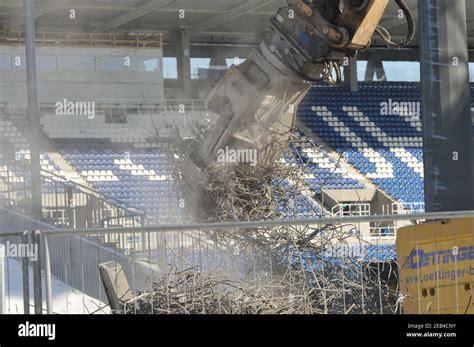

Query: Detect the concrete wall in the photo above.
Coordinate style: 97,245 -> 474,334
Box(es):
41,111 -> 216,141
0,46 -> 164,105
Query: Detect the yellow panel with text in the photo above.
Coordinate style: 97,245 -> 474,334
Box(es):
396,218 -> 474,314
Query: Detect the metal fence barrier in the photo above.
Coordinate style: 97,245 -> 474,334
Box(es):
2,210 -> 466,315
0,244 -> 4,314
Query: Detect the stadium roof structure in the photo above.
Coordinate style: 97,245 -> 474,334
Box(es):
1,0 -> 474,49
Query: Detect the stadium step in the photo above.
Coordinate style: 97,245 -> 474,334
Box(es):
296,120 -> 377,190
46,152 -> 90,188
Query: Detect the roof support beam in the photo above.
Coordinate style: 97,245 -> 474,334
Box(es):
187,0 -> 275,36
98,0 -> 175,32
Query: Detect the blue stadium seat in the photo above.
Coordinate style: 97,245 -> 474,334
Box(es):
297,82 -> 426,207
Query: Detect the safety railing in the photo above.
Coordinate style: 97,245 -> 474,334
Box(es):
332,203 -> 371,217
0,168 -> 146,230
2,99 -> 208,123
392,202 -> 426,215
0,31 -> 164,48
369,226 -> 396,239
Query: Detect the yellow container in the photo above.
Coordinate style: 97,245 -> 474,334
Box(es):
396,218 -> 474,314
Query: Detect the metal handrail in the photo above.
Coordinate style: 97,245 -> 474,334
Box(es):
42,210 -> 474,236
0,31 -> 164,48
41,169 -> 147,217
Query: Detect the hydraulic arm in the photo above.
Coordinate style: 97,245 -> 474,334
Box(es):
183,0 -> 413,180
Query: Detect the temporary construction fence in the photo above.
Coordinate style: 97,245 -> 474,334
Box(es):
1,210 -> 472,314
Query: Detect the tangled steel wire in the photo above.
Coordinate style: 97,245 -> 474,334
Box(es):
137,120 -> 402,315
125,231 -> 400,315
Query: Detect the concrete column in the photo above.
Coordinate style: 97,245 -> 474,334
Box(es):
24,0 -> 43,220
176,30 -> 192,98
344,57 -> 358,92
419,0 -> 474,211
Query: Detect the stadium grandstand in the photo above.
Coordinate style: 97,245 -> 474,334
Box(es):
0,0 -> 473,319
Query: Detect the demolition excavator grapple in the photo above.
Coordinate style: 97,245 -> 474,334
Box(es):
182,0 -> 415,178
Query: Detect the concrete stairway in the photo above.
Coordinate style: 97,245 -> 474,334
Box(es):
296,120 -> 377,190
46,151 -> 90,187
